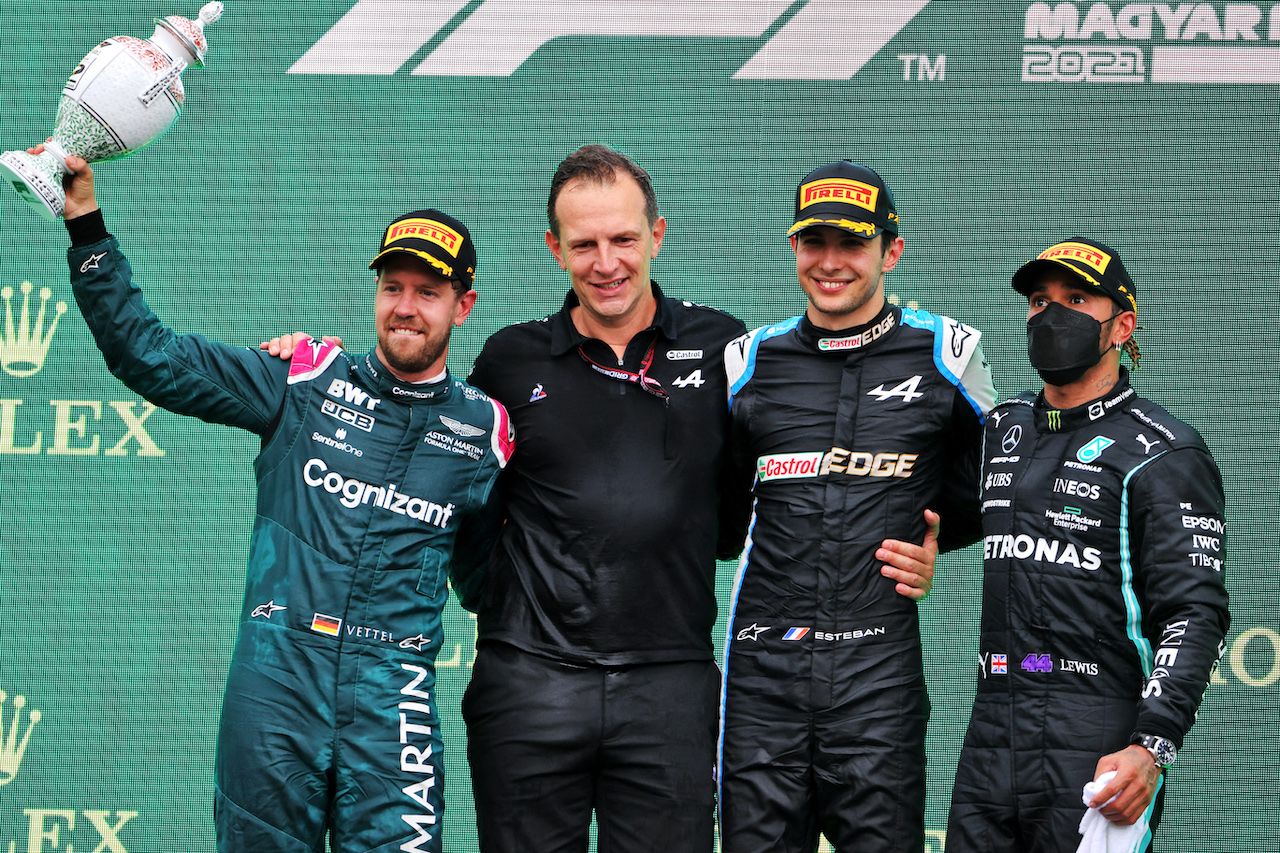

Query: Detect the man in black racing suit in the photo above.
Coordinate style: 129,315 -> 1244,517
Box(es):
718,161 -> 997,852
946,237 -> 1230,852
54,150 -> 512,853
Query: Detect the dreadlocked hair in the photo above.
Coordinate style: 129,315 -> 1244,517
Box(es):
1123,336 -> 1142,370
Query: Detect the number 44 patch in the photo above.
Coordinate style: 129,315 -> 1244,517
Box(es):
672,370 -> 705,388
1021,653 -> 1053,673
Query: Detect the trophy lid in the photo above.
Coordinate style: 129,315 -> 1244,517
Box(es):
154,2 -> 223,67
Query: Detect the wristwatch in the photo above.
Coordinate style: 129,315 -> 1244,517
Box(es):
1130,733 -> 1177,767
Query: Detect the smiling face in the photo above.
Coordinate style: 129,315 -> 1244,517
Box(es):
793,225 -> 903,330
545,173 -> 666,344
373,254 -> 476,382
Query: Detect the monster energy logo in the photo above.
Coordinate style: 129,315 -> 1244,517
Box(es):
1047,410 -> 1062,430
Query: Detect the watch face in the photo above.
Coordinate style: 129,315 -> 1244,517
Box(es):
1140,735 -> 1177,766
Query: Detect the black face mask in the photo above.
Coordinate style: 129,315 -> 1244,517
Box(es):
1026,302 -> 1116,386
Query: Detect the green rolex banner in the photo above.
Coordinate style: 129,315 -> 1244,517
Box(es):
1,3 -> 1276,851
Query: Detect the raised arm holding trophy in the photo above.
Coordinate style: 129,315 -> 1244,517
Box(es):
0,2 -> 223,218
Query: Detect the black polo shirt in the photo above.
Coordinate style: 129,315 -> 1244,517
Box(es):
467,282 -> 749,665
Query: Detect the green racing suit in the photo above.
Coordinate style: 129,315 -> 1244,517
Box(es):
67,218 -> 512,853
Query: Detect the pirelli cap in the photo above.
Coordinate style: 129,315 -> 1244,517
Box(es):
369,209 -> 477,288
788,160 -> 899,239
1012,237 -> 1137,314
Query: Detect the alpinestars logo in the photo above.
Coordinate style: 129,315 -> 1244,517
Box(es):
291,1 -> 932,78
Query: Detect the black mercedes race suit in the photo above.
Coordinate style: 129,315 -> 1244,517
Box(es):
719,304 -> 996,853
947,371 -> 1230,853
67,213 -> 513,853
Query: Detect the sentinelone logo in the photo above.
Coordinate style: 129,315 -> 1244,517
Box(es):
1024,2 -> 1280,82
290,0 -> 932,79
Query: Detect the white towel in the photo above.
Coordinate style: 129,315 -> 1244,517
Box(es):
1076,771 -> 1150,853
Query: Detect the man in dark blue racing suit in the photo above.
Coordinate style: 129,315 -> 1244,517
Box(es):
54,151 -> 512,853
718,161 -> 997,852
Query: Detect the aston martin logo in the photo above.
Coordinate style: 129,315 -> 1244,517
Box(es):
439,414 -> 485,437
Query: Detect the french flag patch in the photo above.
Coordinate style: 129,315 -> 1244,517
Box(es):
782,627 -> 810,641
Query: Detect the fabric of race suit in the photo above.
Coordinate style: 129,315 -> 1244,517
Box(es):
68,223 -> 511,853
946,373 -> 1229,853
719,304 -> 996,852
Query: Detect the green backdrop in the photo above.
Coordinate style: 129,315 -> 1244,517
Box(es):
1,2 -> 1276,851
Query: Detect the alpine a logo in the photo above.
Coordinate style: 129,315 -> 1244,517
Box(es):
291,1 -> 933,79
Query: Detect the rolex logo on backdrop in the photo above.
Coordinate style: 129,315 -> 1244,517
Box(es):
0,689 -> 40,785
0,282 -> 65,378
0,686 -> 142,851
0,279 -> 167,458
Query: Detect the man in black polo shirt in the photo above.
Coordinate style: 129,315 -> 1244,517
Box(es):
460,144 -> 749,852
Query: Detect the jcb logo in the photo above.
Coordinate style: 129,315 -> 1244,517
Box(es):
291,1 -> 932,79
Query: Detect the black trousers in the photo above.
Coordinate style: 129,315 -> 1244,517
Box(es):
947,693 -> 1165,853
463,642 -> 719,853
718,630 -> 930,853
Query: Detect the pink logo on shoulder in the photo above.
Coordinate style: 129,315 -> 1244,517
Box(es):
287,338 -> 343,385
490,399 -> 515,467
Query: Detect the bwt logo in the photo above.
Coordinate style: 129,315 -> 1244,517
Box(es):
291,0 -> 932,79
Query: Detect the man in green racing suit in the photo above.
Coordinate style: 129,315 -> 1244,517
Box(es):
53,149 -> 512,853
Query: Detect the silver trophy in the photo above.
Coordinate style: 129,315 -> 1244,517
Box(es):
0,2 -> 224,219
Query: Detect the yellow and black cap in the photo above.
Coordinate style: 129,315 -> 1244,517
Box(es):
788,160 -> 899,239
1012,237 -> 1137,315
369,209 -> 477,288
